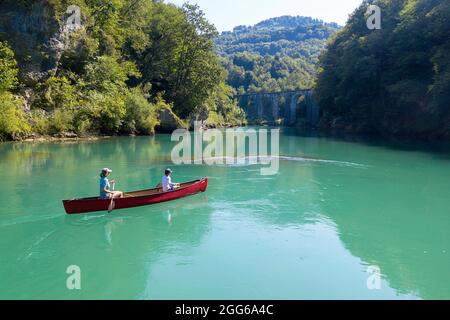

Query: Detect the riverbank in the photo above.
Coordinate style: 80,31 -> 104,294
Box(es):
6,126 -> 450,145
2,122 -> 244,143
2,132 -> 112,143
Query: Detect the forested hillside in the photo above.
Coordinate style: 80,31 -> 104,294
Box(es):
0,0 -> 245,141
316,0 -> 450,139
216,16 -> 340,94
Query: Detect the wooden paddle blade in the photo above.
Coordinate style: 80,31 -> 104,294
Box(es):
108,199 -> 115,213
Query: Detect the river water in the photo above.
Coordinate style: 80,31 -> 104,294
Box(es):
0,129 -> 449,299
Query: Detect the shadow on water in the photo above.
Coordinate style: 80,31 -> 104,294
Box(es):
284,128 -> 450,161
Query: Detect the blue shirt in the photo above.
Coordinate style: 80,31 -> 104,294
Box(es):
100,176 -> 110,199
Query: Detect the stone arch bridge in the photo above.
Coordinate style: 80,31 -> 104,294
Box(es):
235,89 -> 319,126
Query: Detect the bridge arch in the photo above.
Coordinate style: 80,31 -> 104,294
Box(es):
235,90 -> 319,127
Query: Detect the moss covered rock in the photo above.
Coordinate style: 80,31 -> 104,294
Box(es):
157,106 -> 188,133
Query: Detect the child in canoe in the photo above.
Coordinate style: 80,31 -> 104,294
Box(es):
162,168 -> 181,192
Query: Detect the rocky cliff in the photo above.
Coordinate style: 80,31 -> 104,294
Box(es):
0,0 -> 67,85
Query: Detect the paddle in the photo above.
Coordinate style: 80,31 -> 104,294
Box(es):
108,182 -> 116,213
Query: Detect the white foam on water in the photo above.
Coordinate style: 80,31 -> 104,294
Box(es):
199,155 -> 368,169
278,156 -> 369,168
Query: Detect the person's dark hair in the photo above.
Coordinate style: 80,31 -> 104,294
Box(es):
165,169 -> 172,175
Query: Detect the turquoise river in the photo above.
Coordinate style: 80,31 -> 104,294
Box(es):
0,128 -> 449,299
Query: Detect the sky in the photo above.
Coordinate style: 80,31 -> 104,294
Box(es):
168,0 -> 364,32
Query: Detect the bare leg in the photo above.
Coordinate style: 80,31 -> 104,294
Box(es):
112,191 -> 124,199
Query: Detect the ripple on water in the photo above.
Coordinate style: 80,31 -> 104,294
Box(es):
199,155 -> 369,169
0,213 -> 61,228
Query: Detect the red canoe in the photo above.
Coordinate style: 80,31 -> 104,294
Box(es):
63,178 -> 208,215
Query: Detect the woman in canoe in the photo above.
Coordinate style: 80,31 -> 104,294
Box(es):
100,168 -> 124,200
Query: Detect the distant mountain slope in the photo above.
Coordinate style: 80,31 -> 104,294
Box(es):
217,16 -> 340,62
215,16 -> 340,94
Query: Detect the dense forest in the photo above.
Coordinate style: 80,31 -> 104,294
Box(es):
316,0 -> 450,138
0,0 -> 245,141
2,0 -> 449,141
216,16 -> 340,94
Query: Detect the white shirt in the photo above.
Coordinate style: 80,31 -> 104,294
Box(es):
162,175 -> 175,192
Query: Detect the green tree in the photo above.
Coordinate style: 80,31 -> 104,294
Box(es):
122,86 -> 160,135
0,41 -> 19,92
135,3 -> 224,118
0,41 -> 29,140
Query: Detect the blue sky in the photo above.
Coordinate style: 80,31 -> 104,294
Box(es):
168,0 -> 363,31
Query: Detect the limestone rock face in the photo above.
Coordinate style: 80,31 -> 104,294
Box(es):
53,132 -> 78,139
0,1 -> 67,85
157,107 -> 188,133
20,88 -> 36,112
